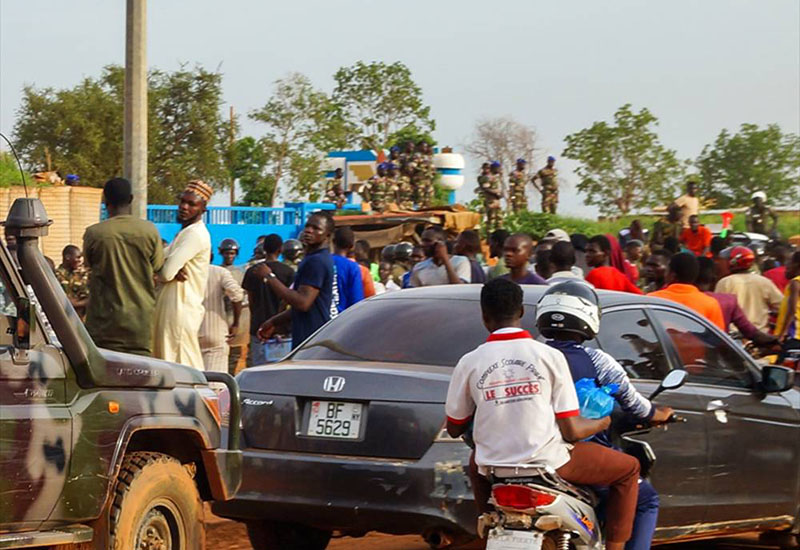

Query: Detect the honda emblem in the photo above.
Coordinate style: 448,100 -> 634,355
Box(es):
323,376 -> 346,393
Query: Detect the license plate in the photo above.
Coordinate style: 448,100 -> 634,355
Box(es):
307,401 -> 363,439
486,529 -> 543,550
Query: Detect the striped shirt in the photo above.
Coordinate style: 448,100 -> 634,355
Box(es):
199,265 -> 245,354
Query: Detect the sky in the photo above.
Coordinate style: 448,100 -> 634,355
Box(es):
1,0 -> 798,215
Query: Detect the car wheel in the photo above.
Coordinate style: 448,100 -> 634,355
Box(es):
109,451 -> 204,550
246,520 -> 332,550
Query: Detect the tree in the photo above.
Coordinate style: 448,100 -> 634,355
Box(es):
695,123 -> 800,208
332,61 -> 434,150
230,136 -> 275,206
13,65 -> 229,203
0,152 -> 32,187
463,116 -> 538,201
562,104 -> 685,216
249,73 -> 346,204
147,66 -> 229,203
13,66 -> 124,186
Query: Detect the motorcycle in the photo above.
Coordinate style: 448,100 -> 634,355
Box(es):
478,369 -> 689,550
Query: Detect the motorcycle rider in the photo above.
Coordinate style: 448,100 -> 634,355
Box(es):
445,278 -> 641,550
537,281 -> 674,550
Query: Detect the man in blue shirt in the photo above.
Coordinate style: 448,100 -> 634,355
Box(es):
331,227 -> 364,312
257,213 -> 337,349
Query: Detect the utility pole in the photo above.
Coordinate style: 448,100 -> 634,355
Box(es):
229,106 -> 236,206
124,0 -> 148,219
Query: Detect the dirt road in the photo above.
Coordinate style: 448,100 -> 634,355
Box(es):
207,515 -> 777,550
207,517 -> 432,549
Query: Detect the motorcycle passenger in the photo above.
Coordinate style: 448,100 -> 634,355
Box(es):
538,281 -> 673,550
445,278 -> 641,550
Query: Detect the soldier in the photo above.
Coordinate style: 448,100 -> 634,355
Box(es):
508,158 -> 528,213
532,156 -> 559,214
416,141 -> 436,208
394,161 -> 414,210
389,145 -> 402,167
402,141 -> 419,205
324,167 -> 347,209
476,161 -> 503,233
56,244 -> 90,320
746,191 -> 778,237
364,163 -> 396,213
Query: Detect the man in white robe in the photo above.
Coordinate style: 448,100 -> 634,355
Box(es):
153,180 -> 213,369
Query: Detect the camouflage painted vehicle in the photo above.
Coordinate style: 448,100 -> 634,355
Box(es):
0,198 -> 242,549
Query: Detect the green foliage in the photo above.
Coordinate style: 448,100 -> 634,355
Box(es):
387,125 -> 436,149
695,123 -> 800,208
147,66 -> 228,203
332,61 -> 434,150
0,152 -> 32,187
13,64 -> 228,203
563,104 -> 686,216
503,211 -> 800,243
248,73 -> 343,204
503,211 -> 604,239
230,136 -> 275,206
13,66 -> 124,186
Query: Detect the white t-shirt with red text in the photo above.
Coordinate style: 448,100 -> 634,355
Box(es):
445,327 -> 579,473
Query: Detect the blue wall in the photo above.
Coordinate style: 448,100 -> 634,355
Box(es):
135,202 -> 360,267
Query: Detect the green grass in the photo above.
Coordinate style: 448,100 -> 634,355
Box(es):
503,211 -> 800,240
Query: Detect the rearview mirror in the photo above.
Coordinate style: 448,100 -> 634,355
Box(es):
13,296 -> 33,350
760,366 -> 795,393
649,369 -> 688,401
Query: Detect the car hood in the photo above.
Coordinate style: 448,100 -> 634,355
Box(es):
99,348 -> 207,388
237,359 -> 452,403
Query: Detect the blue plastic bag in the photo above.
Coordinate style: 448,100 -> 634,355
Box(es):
575,378 -> 619,419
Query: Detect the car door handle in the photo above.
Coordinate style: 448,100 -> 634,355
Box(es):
706,399 -> 729,412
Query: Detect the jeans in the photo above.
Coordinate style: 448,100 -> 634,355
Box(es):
596,478 -> 660,550
249,335 -> 266,366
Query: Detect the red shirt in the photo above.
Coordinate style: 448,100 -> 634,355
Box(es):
680,226 -> 712,257
764,266 -> 788,293
585,266 -> 644,294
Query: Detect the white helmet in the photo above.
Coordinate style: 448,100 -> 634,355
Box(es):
536,281 -> 601,340
751,191 -> 767,202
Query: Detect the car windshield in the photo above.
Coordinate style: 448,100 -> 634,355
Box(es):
291,297 -> 540,367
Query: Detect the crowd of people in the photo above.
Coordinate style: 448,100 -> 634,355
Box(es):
33,174 -> 798,380
324,140 -> 437,212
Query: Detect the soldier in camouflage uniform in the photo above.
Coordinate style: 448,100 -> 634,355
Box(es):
401,142 -> 419,207
55,244 -> 89,320
324,167 -> 347,209
532,155 -> 559,214
364,163 -> 397,213
508,158 -> 528,213
475,161 -> 503,233
395,162 -> 414,210
415,141 -> 436,208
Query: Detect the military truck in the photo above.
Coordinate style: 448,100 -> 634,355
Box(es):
0,197 -> 242,549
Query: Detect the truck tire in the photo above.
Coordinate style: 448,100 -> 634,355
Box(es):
109,451 -> 204,550
246,520 -> 331,550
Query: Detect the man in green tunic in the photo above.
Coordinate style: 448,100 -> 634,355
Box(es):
83,178 -> 165,356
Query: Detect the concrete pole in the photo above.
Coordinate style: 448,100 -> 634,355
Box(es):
124,0 -> 148,219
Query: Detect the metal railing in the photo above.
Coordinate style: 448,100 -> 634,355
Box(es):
103,204 -> 301,226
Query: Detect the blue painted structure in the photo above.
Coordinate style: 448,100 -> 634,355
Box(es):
102,202 -> 360,265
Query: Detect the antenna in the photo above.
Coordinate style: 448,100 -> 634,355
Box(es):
0,132 -> 28,198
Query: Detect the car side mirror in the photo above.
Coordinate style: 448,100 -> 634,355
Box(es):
13,296 -> 33,350
760,366 -> 795,393
649,369 -> 688,401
